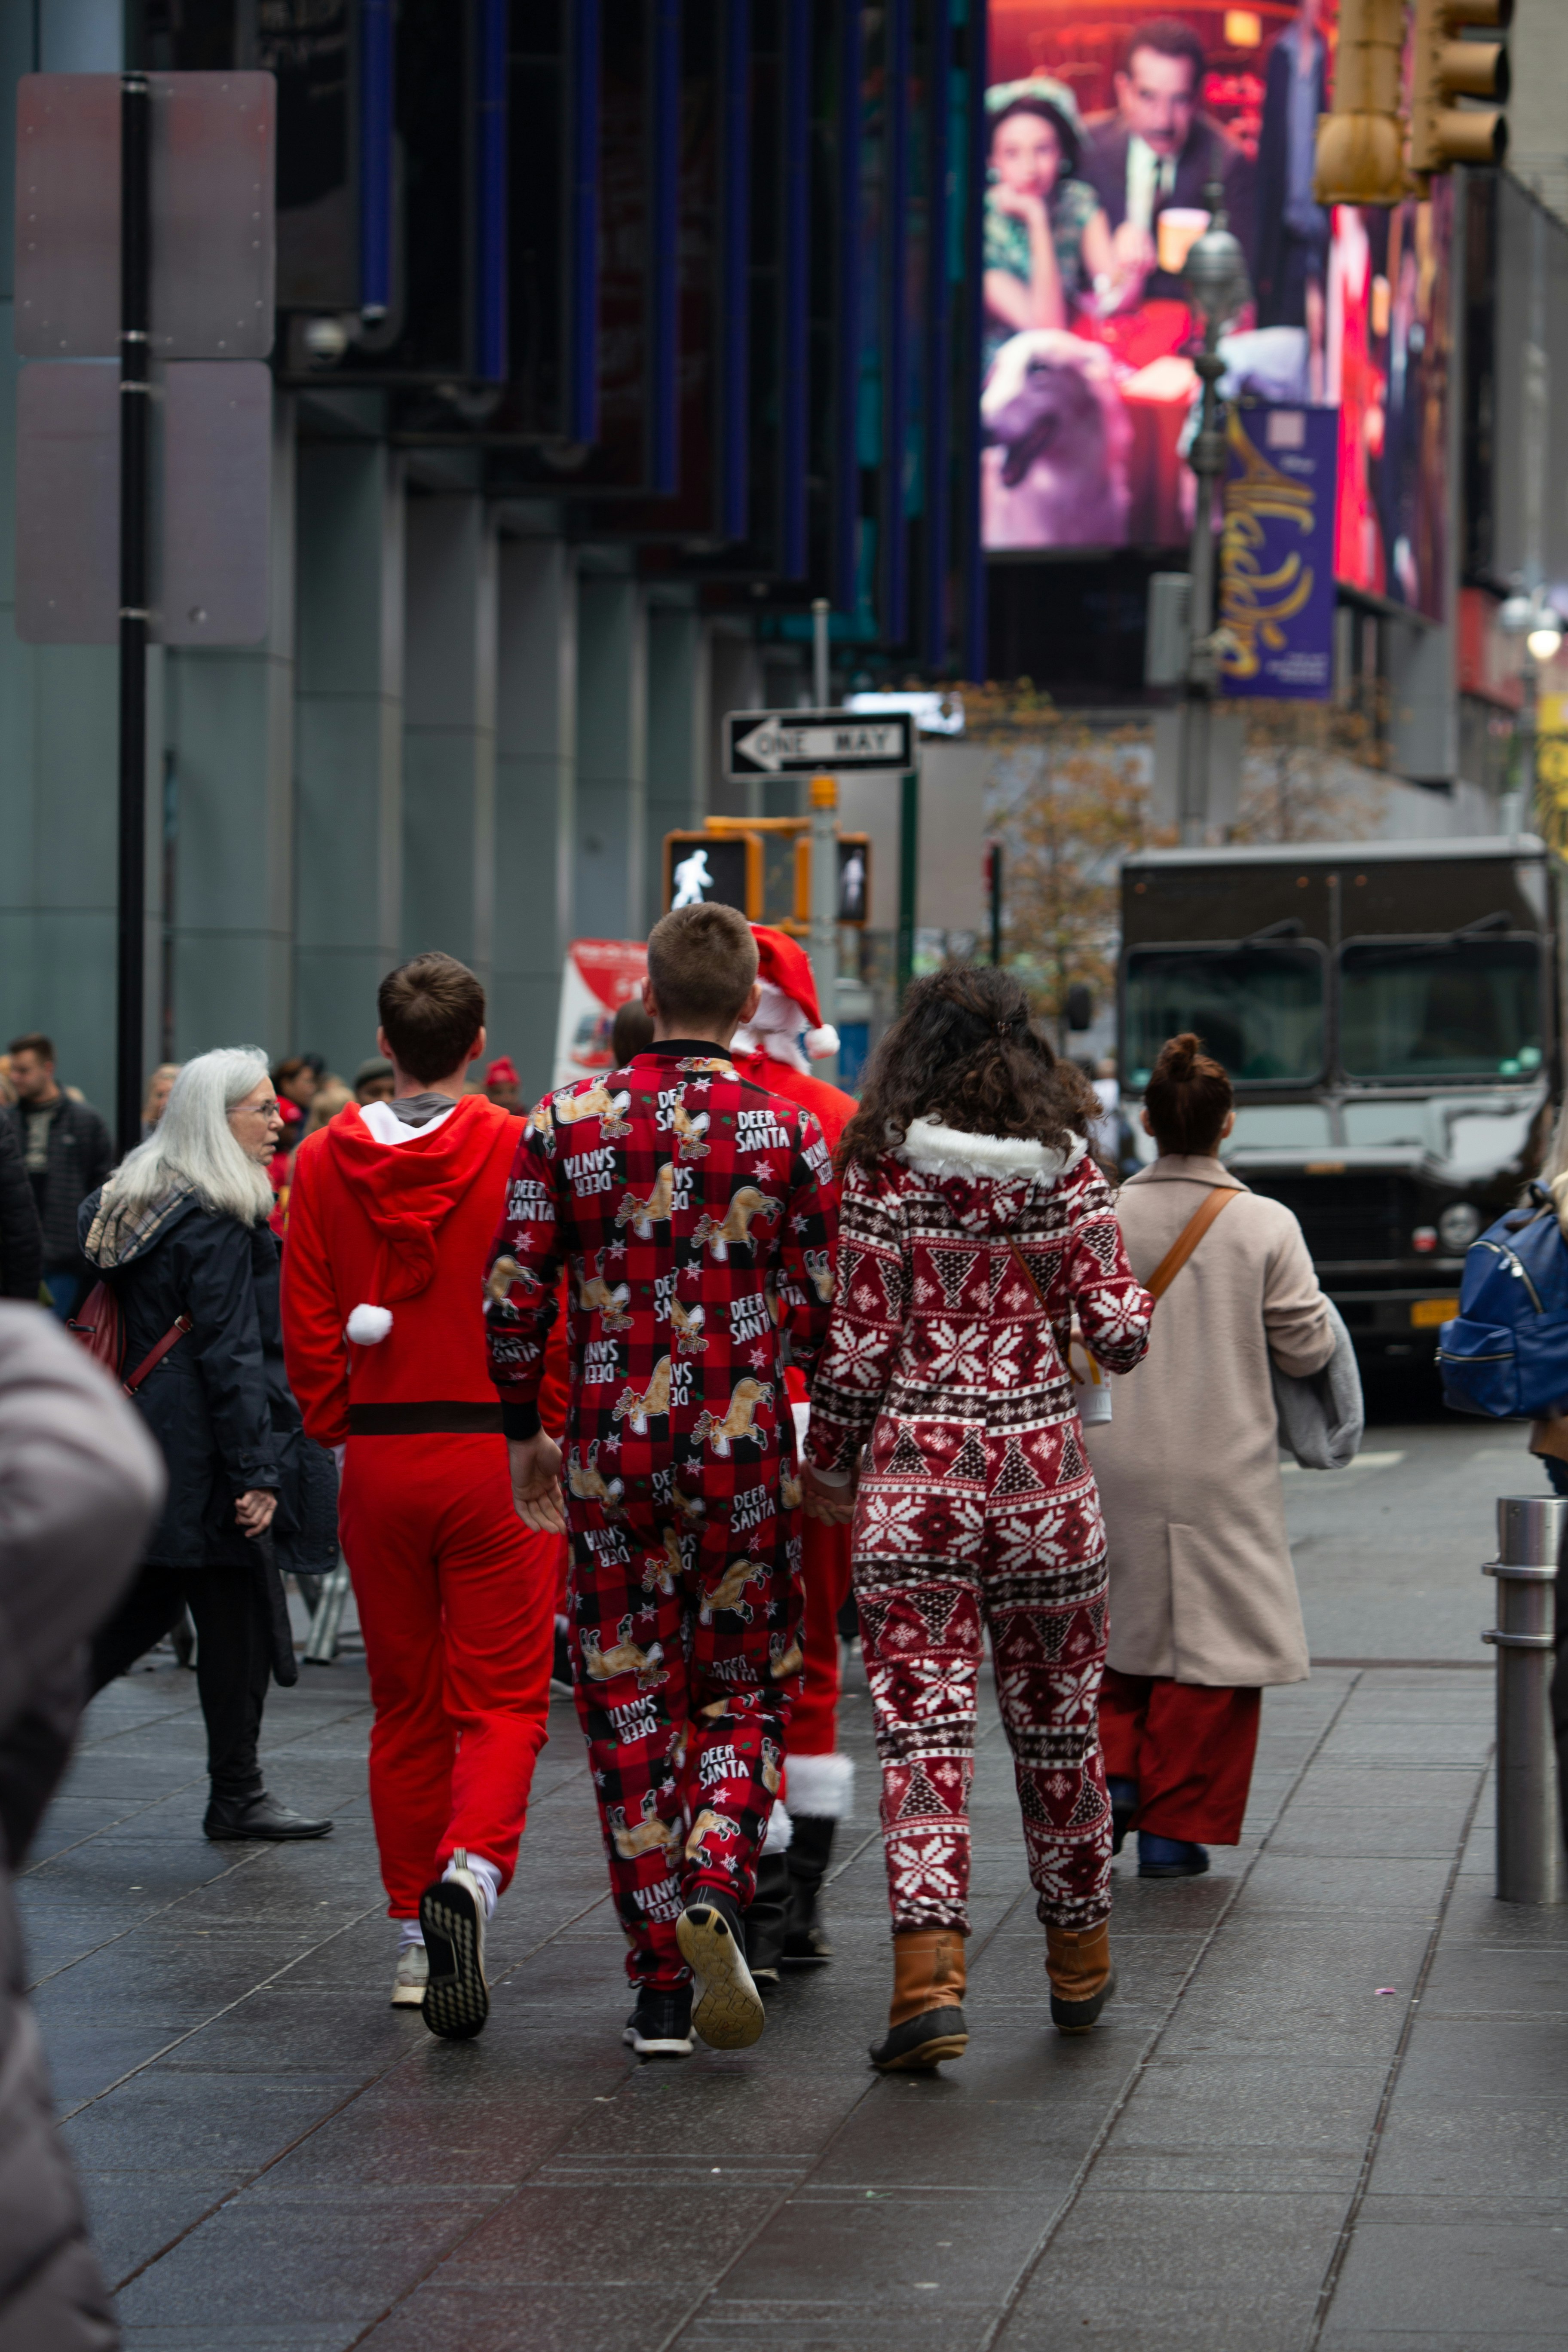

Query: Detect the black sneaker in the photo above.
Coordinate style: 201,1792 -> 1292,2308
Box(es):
419,1853 -> 490,2041
624,1985 -> 694,2057
676,1890 -> 766,2049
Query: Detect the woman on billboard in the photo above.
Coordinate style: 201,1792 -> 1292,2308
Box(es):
983,83 -> 1123,365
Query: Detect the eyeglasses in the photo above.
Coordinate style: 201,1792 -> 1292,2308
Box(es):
236,1098 -> 281,1118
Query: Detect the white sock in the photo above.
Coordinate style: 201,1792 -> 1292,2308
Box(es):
397,1920 -> 424,1952
446,1851 -> 501,1919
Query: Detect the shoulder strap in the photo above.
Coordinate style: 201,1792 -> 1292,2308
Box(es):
123,1314 -> 192,1395
1007,1241 -> 1047,1311
1145,1187 -> 1242,1301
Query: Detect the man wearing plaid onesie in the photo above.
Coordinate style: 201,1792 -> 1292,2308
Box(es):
484,903 -> 836,2057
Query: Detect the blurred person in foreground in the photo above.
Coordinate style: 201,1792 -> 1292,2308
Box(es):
0,1306 -> 164,2349
3,1035 -> 113,1323
804,968 -> 1151,2070
353,1056 -> 396,1106
489,903 -> 836,2058
282,955 -> 562,2035
729,926 -> 858,1973
1085,1034 -> 1333,1880
141,1063 -> 180,1137
80,1049 -> 336,1844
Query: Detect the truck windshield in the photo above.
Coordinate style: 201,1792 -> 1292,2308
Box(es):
1125,944 -> 1325,1085
1338,938 -> 1543,1080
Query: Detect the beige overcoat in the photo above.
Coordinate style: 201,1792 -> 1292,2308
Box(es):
1083,1155 -> 1335,1688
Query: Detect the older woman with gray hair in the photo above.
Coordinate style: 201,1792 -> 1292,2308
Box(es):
81,1047 -> 335,1842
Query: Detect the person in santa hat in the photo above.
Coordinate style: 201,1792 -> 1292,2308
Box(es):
729,925 -> 857,1972
484,1056 -> 523,1111
281,952 -> 564,2038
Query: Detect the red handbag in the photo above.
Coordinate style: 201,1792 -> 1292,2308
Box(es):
69,1281 -> 191,1393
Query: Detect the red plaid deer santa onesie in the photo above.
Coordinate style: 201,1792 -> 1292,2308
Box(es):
482,1043 -> 837,2009
729,926 -> 857,1961
281,1094 -> 565,1980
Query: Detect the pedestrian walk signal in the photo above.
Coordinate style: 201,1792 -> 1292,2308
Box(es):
663,831 -> 764,919
792,835 -> 872,927
1410,0 -> 1510,181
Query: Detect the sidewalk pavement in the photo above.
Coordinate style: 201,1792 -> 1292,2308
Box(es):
18,1429 -> 1568,2348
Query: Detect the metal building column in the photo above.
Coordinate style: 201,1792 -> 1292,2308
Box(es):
494,534 -> 578,1096
574,572 -> 647,943
402,493 -> 499,985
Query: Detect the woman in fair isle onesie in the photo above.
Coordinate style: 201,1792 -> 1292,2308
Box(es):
804,967 -> 1152,2072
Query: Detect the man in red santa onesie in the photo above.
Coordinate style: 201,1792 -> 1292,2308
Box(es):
728,925 -> 857,1973
281,952 -> 561,2039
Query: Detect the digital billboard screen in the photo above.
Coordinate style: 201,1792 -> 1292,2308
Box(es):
981,2 -> 1449,618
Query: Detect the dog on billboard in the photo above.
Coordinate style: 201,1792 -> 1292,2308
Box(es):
980,329 -> 1131,550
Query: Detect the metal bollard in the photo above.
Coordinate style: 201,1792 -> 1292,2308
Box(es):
1484,1495 -> 1564,1905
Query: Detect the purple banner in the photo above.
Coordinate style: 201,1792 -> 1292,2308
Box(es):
1217,404 -> 1339,701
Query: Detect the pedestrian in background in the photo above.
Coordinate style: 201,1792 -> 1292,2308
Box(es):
805,967 -> 1151,2071
80,1048 -> 335,1846
1086,1033 -> 1334,1880
610,996 -> 654,1063
483,1056 -> 522,1110
0,1304 -> 165,2350
141,1062 -> 181,1136
354,1056 -> 396,1105
3,1033 -> 113,1322
0,1118 -> 43,1302
304,1075 -> 352,1135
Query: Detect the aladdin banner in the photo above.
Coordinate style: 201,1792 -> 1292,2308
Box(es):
1217,402 -> 1338,699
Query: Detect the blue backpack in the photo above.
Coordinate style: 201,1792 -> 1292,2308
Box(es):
1439,1188 -> 1568,1418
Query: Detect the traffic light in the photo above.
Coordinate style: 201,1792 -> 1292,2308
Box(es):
1409,0 -> 1511,182
1314,0 -> 1409,206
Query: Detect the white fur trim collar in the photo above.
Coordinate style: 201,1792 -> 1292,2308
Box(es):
894,1117 -> 1087,1184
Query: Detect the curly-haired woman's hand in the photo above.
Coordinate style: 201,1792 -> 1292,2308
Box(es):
802,1461 -> 857,1526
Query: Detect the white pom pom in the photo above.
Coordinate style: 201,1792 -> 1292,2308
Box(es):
804,1024 -> 840,1059
346,1303 -> 393,1345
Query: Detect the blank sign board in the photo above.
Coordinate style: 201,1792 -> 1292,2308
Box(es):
14,72 -> 275,359
15,361 -> 272,646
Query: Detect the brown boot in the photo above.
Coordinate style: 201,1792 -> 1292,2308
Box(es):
1046,1919 -> 1115,2035
869,1928 -> 969,2071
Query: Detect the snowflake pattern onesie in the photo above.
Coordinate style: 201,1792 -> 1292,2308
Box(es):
806,1118 -> 1152,1937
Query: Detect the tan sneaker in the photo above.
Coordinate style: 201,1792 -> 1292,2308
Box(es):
391,1943 -> 428,2008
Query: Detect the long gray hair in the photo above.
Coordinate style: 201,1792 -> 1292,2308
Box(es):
109,1046 -> 276,1226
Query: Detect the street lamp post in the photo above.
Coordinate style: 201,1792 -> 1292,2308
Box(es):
1176,184 -> 1250,848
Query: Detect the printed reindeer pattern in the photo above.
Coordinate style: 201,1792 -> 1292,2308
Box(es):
483,1046 -> 837,1991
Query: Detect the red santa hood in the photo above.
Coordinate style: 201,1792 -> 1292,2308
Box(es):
318,1093 -> 514,1311
732,925 -> 839,1072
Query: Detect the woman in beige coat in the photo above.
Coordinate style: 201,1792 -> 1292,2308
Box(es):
1084,1034 -> 1334,1879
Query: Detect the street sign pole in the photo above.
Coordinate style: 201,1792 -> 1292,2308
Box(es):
808,774 -> 839,1086
117,70 -> 152,1160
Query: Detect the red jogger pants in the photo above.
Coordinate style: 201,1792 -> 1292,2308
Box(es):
1098,1667 -> 1262,1845
340,1433 -> 558,1917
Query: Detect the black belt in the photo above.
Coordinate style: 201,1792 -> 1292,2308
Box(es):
348,1401 -> 504,1436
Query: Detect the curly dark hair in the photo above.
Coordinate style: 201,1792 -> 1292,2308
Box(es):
838,966 -> 1101,1172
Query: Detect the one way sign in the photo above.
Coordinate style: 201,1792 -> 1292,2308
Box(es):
724,707 -> 915,778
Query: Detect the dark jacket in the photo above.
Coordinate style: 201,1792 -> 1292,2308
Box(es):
79,1185 -> 336,1575
2,1098 -> 113,1274
1252,31 -> 1329,328
1081,113 -> 1256,303
0,1124 -> 42,1302
0,1304 -> 165,2350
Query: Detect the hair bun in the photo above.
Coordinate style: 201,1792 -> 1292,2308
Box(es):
1161,1032 -> 1200,1082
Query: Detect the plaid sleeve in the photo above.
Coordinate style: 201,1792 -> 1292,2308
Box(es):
804,1158 -> 908,1475
1066,1157 -> 1152,1375
768,1109 -> 839,1384
484,1102 -> 567,1437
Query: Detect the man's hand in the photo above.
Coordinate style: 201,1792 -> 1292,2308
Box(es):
508,1433 -> 566,1534
235,1488 -> 278,1538
802,1461 -> 857,1527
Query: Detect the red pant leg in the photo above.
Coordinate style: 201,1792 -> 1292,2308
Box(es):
341,1434 -> 554,1917
1118,1675 -> 1262,1845
1098,1667 -> 1152,1785
789,1515 -> 850,1755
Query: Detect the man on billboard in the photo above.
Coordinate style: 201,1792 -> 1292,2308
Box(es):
1253,0 -> 1330,334
1081,17 -> 1254,306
